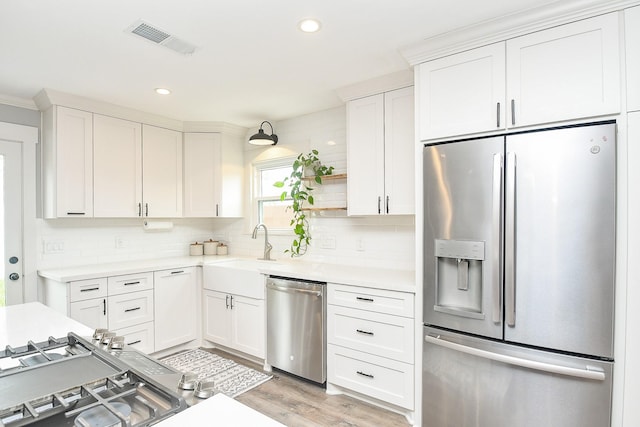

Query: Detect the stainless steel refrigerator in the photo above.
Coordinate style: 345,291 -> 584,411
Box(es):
422,122 -> 616,427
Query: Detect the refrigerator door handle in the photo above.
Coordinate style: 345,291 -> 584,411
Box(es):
424,334 -> 606,381
505,152 -> 516,327
492,153 -> 503,323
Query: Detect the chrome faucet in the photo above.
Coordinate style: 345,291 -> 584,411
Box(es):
252,223 -> 273,261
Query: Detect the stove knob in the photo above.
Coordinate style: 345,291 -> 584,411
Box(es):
178,372 -> 198,390
92,328 -> 109,342
108,336 -> 125,350
101,332 -> 116,346
194,380 -> 216,399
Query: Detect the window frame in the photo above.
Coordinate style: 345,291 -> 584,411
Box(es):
252,157 -> 296,233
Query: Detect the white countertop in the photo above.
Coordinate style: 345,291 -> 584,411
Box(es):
0,302 -> 94,346
1,303 -> 283,426
156,394 -> 284,427
39,255 -> 416,293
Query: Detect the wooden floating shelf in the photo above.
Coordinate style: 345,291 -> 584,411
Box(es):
301,173 -> 347,181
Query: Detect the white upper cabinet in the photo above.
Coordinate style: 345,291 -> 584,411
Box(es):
626,6 -> 640,112
506,12 -> 620,128
383,87 -> 417,215
94,120 -> 182,218
183,132 -> 243,217
93,115 -> 142,217
418,12 -> 620,141
347,86 -> 415,216
142,125 -> 183,218
42,106 -> 93,218
418,43 -> 506,140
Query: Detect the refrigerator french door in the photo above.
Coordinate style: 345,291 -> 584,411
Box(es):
422,122 -> 616,426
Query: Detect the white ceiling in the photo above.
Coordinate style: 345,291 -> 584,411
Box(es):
1,0 -> 566,128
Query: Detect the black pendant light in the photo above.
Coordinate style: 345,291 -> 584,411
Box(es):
249,121 -> 278,146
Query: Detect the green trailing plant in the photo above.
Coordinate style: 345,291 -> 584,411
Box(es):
274,150 -> 334,257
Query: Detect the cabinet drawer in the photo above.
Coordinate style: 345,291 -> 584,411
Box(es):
328,344 -> 414,410
69,278 -> 107,302
108,272 -> 153,296
114,321 -> 155,354
108,290 -> 154,330
328,284 -> 414,318
328,305 -> 414,363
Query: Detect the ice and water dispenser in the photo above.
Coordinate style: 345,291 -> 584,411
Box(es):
433,239 -> 485,319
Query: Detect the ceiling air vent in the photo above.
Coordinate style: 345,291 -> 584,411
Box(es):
126,20 -> 197,55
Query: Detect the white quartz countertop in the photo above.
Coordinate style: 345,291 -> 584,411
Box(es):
0,302 -> 94,347
39,255 -> 415,293
156,394 -> 284,427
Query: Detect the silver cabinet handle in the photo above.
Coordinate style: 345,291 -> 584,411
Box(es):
356,296 -> 374,302
145,203 -> 149,217
138,202 -> 142,217
66,212 -> 85,215
356,329 -> 374,336
124,307 -> 141,313
356,371 -> 374,379
230,295 -> 234,309
127,340 -> 141,345
103,299 -> 106,315
492,153 -> 503,323
170,270 -> 185,275
377,196 -> 381,214
496,102 -> 501,128
385,195 -> 389,214
80,287 -> 100,292
225,295 -> 230,309
216,204 -> 219,217
505,152 -> 516,327
124,281 -> 140,286
511,99 -> 516,126
425,334 -> 606,381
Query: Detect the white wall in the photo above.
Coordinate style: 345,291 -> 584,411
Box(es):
35,105 -> 415,272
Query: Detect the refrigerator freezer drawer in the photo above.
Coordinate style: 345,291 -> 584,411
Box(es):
423,326 -> 613,427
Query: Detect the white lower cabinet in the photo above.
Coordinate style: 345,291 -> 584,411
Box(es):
154,267 -> 198,352
113,321 -> 155,354
327,283 -> 415,411
327,344 -> 414,408
69,298 -> 107,330
107,290 -> 154,331
43,265 -> 199,355
203,290 -> 264,358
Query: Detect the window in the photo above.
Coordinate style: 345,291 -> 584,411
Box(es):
254,161 -> 294,230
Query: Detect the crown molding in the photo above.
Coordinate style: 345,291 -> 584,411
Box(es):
335,70 -> 414,102
0,93 -> 38,110
401,0 -> 640,65
182,121 -> 247,136
34,88 -> 184,131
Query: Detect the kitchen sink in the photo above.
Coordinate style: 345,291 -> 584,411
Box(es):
203,259 -> 283,299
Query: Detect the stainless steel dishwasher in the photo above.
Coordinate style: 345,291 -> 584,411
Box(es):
266,276 -> 326,384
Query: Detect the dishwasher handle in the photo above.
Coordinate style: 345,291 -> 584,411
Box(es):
266,282 -> 322,297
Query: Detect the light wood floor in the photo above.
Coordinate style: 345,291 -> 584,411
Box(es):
205,348 -> 411,427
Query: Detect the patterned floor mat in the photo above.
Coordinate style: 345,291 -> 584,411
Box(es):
161,348 -> 272,398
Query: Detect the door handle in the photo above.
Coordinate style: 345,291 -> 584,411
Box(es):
505,152 -> 516,327
492,153 -> 503,323
9,273 -> 19,281
425,334 -> 606,381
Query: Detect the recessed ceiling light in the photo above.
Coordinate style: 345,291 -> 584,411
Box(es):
299,18 -> 321,33
155,88 -> 171,95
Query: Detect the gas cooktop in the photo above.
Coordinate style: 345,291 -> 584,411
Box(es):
0,332 -> 189,426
